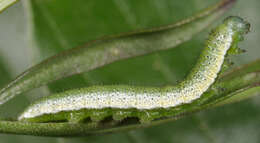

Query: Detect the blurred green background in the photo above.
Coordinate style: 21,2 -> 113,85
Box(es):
0,0 -> 259,142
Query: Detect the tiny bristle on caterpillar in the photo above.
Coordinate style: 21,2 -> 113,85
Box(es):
18,16 -> 250,123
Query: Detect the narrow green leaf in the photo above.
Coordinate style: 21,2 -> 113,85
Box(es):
0,0 -> 17,13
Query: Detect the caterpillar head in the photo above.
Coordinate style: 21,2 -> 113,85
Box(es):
223,16 -> 250,55
224,16 -> 250,37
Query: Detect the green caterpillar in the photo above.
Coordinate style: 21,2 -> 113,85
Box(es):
0,0 -> 235,105
18,16 -> 250,123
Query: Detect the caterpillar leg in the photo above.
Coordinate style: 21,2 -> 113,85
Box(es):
112,110 -> 132,121
68,112 -> 90,123
138,111 -> 160,124
227,44 -> 246,55
68,110 -> 110,123
227,34 -> 246,56
90,110 -> 111,122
